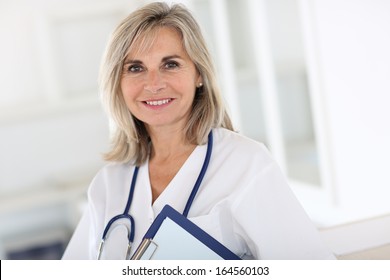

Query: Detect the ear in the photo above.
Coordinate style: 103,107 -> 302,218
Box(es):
196,75 -> 203,87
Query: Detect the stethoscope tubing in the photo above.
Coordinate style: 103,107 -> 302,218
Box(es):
183,131 -> 213,217
101,166 -> 139,240
97,130 -> 213,259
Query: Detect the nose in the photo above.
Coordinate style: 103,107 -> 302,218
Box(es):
144,70 -> 166,94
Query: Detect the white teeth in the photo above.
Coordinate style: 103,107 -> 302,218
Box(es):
146,99 -> 171,106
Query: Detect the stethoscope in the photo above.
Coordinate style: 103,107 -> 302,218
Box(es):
97,131 -> 213,259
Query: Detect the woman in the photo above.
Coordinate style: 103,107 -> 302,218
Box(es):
62,2 -> 334,260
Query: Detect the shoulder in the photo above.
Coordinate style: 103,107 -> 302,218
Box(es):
212,128 -> 274,167
95,161 -> 133,178
87,161 -> 134,198
213,128 -> 264,149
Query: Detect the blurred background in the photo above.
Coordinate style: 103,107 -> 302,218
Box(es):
1,0 -> 390,259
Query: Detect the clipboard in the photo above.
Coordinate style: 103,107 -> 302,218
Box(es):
131,205 -> 241,260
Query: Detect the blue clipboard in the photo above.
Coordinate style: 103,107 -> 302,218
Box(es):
131,205 -> 241,260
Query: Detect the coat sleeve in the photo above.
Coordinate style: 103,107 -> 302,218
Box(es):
61,207 -> 94,259
231,162 -> 335,260
62,170 -> 106,260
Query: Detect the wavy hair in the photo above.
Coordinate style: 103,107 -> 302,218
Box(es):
100,2 -> 233,165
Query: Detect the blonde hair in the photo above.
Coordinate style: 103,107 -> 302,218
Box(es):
100,2 -> 233,165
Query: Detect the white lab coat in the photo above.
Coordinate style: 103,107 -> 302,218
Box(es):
62,128 -> 334,259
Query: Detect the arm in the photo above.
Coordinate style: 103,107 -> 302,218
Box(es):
61,208 -> 93,259
231,162 -> 335,260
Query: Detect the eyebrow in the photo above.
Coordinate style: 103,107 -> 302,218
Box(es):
123,59 -> 142,65
162,55 -> 183,61
124,55 -> 183,65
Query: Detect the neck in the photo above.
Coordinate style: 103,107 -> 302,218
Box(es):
147,126 -> 195,162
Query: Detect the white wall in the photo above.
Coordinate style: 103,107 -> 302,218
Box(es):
310,0 -> 390,220
0,0 -> 138,194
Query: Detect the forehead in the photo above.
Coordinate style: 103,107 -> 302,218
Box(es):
127,27 -> 186,59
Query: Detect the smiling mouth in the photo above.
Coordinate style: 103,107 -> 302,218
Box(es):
144,98 -> 172,106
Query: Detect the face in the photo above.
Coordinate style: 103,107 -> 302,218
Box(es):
120,27 -> 202,133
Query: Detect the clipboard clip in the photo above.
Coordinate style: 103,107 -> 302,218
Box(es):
131,238 -> 158,260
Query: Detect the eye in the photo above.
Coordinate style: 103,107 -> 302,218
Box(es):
127,64 -> 144,73
164,60 -> 180,69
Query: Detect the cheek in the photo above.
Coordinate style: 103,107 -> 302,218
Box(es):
174,78 -> 197,98
121,79 -> 141,102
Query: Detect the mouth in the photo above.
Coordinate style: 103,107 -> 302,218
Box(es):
143,98 -> 173,106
